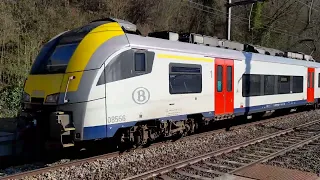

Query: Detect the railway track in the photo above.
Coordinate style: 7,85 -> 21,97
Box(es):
0,111 -> 314,180
124,119 -> 320,180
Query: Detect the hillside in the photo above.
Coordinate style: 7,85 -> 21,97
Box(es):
0,0 -> 319,117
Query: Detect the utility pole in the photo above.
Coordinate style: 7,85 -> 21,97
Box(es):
226,0 -> 232,40
226,0 -> 267,40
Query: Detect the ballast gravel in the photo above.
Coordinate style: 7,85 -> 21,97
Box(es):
265,139 -> 320,175
2,110 -> 320,180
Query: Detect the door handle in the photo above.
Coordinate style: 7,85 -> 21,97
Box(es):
64,76 -> 75,103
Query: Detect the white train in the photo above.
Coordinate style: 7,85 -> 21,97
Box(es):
19,18 -> 320,149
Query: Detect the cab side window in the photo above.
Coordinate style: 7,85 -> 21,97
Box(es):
96,49 -> 155,86
135,53 -> 146,72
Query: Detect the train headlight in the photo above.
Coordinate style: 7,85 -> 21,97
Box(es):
45,93 -> 59,103
23,92 -> 30,102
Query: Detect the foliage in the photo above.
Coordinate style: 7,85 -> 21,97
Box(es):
0,82 -> 24,118
252,2 -> 264,30
0,0 -> 320,117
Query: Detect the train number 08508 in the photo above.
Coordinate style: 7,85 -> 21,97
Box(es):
107,115 -> 126,123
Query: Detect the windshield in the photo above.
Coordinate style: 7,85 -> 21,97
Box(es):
30,43 -> 79,74
30,21 -> 109,75
46,43 -> 78,73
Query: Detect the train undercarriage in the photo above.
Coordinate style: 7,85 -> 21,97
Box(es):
118,118 -> 199,148
17,109 -> 76,155
15,102 -> 319,155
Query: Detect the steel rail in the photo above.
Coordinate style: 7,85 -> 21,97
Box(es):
229,133 -> 320,174
0,152 -> 121,180
0,111 -> 314,180
123,119 -> 320,180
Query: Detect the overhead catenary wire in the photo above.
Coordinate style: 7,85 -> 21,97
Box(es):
188,0 -> 310,25
309,0 -> 320,12
294,0 -> 320,12
187,4 -> 308,39
189,0 -> 311,28
186,0 -> 250,21
258,2 -> 310,26
185,0 -> 310,39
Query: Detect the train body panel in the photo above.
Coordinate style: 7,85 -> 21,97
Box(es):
234,59 -> 307,114
100,49 -> 214,138
19,18 -> 320,148
83,40 -> 313,139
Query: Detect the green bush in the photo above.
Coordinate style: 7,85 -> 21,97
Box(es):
0,0 -> 319,118
0,82 -> 24,118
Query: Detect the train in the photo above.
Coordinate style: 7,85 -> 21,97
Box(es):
18,17 -> 320,150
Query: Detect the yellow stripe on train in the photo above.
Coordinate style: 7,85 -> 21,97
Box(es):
157,54 -> 214,62
63,22 -> 125,92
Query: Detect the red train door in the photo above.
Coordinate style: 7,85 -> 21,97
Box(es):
215,58 -> 234,115
307,67 -> 315,102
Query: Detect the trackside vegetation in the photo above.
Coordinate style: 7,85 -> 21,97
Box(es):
0,0 -> 318,117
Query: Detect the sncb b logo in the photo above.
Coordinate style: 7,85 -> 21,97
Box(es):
132,87 -> 150,104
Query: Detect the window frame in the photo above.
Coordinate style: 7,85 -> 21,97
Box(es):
318,73 -> 320,88
227,66 -> 232,92
263,75 -> 276,95
292,76 -> 303,93
134,52 -> 147,72
48,43 -> 79,66
217,65 -> 223,92
242,74 -> 304,97
278,75 -> 291,94
242,74 -> 262,97
169,63 -> 202,95
311,72 -> 314,88
308,72 -> 310,88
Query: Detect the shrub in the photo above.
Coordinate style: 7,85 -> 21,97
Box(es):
0,82 -> 24,118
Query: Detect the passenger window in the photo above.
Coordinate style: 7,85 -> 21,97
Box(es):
278,76 -> 290,94
134,53 -> 146,72
318,73 -> 320,88
217,65 -> 223,92
242,74 -> 304,97
169,63 -> 202,94
308,72 -> 310,88
264,75 -> 275,95
292,76 -> 303,93
311,72 -> 314,88
242,74 -> 261,97
227,66 -> 232,92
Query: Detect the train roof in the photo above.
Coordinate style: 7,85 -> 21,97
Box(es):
126,33 -> 320,68
80,17 -> 319,68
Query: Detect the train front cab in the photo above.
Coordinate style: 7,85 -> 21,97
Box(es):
19,19 -> 128,149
